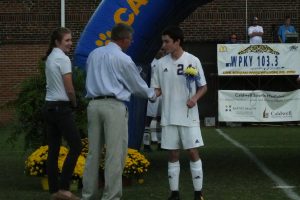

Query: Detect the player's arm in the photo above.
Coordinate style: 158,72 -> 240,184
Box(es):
187,85 -> 207,108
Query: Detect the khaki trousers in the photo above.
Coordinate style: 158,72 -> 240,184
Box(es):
82,99 -> 128,200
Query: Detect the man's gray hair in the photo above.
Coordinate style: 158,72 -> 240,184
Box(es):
111,23 -> 134,41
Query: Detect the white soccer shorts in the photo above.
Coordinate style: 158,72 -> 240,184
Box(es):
161,125 -> 204,150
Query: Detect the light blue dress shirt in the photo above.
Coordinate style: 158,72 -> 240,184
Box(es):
85,42 -> 155,101
278,25 -> 296,43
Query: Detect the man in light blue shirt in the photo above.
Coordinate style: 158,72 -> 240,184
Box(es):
82,23 -> 156,200
278,16 -> 297,43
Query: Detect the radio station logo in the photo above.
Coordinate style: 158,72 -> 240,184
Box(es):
238,45 -> 279,55
218,45 -> 228,52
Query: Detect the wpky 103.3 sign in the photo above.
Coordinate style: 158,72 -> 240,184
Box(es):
217,44 -> 300,75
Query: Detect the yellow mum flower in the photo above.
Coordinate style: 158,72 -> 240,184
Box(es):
184,66 -> 198,76
25,145 -> 85,179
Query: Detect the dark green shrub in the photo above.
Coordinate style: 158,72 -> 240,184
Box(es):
7,61 -> 87,150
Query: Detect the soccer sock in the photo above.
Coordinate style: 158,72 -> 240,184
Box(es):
150,120 -> 158,142
157,131 -> 161,144
143,127 -> 151,145
168,161 -> 180,191
190,159 -> 203,191
150,131 -> 158,142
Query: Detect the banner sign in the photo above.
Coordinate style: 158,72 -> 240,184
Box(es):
217,43 -> 300,76
218,90 -> 300,122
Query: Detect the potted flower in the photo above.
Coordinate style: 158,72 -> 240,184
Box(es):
25,145 -> 86,190
97,147 -> 150,185
25,145 -> 69,177
123,148 -> 150,178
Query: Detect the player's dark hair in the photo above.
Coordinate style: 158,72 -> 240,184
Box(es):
162,25 -> 184,46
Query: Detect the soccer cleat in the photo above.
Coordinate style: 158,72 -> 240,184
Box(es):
168,191 -> 180,200
194,191 -> 204,200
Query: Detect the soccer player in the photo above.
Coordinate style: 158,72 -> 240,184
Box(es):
152,26 -> 207,200
143,48 -> 165,152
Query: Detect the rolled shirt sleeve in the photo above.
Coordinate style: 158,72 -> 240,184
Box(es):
116,59 -> 155,100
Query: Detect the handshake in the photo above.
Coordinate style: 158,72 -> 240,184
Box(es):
149,88 -> 161,103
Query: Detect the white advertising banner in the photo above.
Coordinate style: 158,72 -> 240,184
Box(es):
218,90 -> 300,122
217,43 -> 300,76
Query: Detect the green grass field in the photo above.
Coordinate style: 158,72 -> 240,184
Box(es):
0,124 -> 299,200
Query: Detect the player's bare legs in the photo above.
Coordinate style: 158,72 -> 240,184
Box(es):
187,148 -> 200,161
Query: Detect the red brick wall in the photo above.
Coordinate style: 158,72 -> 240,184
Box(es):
1,0 -> 299,123
0,44 -> 47,124
0,0 -> 98,124
182,0 -> 300,42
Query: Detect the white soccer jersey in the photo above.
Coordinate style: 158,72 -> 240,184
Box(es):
147,58 -> 162,117
151,52 -> 207,127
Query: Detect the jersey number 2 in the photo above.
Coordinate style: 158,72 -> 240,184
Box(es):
177,64 -> 184,75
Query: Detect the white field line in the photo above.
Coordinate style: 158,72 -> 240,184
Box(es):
216,129 -> 300,200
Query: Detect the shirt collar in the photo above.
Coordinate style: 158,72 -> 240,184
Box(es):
53,47 -> 65,55
107,41 -> 122,51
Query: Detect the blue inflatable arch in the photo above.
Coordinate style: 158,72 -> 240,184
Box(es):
74,0 -> 212,149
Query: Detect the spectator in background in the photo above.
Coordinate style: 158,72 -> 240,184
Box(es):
278,16 -> 297,43
226,33 -> 240,44
248,17 -> 264,44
